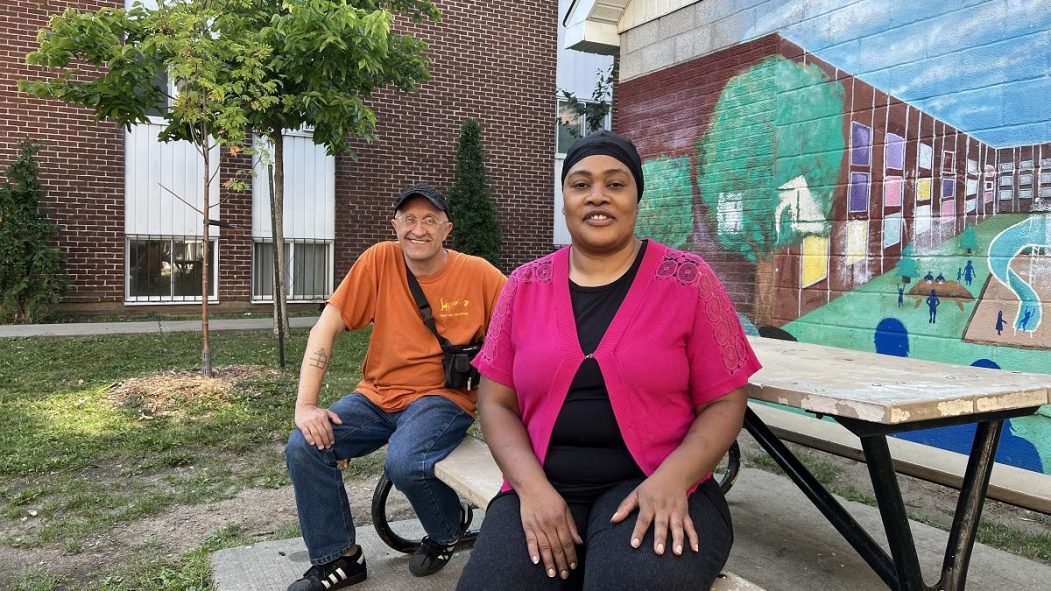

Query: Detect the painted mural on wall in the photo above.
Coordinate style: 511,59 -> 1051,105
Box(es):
625,4 -> 1051,474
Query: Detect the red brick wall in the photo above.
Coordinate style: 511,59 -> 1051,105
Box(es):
1,1 -> 556,312
1,1 -> 125,305
334,0 -> 558,276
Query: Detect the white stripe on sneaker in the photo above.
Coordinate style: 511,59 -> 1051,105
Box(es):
335,568 -> 347,580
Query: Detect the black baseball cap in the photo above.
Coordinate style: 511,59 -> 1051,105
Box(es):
394,182 -> 448,214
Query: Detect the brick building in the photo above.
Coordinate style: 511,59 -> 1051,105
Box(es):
1,0 -> 558,314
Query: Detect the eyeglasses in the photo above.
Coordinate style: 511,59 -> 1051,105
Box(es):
394,214 -> 446,229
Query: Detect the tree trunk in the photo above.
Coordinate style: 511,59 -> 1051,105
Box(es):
753,257 -> 777,328
200,125 -> 213,377
271,127 -> 290,339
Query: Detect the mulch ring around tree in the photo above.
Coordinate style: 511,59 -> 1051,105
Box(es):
107,364 -> 279,417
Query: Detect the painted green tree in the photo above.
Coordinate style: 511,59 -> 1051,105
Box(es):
447,118 -> 501,267
959,224 -> 978,254
635,156 -> 693,248
898,244 -> 919,283
697,55 -> 845,324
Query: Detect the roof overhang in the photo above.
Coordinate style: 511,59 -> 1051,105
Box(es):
563,0 -> 630,55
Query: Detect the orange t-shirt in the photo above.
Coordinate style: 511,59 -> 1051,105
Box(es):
328,241 -> 507,414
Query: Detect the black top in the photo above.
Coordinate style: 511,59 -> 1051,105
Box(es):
545,241 -> 648,501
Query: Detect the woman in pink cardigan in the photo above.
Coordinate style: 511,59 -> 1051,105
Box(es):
457,131 -> 761,591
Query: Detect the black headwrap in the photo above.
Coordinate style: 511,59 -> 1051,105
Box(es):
561,130 -> 644,201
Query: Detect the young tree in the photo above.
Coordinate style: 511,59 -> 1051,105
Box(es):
22,0 -> 276,376
446,118 -> 501,267
0,140 -> 69,323
226,0 -> 439,340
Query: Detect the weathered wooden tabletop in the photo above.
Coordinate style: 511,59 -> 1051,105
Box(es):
746,336 -> 1051,424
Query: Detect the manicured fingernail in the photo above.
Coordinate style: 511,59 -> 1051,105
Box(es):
560,570 -> 568,579
692,543 -> 699,552
547,568 -> 556,578
631,537 -> 641,548
656,543 -> 664,554
674,544 -> 683,555
570,562 -> 577,569
532,555 -> 539,564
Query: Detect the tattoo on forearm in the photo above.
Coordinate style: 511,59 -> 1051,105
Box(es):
309,347 -> 331,371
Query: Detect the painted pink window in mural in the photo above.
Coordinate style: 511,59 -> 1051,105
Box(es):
850,172 -> 871,212
851,122 -> 871,166
885,133 -> 905,170
884,176 -> 904,206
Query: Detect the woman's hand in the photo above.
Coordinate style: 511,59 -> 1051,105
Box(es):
610,473 -> 697,556
519,485 -> 582,579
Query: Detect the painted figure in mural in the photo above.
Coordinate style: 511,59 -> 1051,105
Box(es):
924,270 -> 934,282
283,183 -> 507,591
964,260 -> 975,286
926,289 -> 940,323
996,310 -> 1005,335
957,267 -> 962,282
874,318 -> 909,357
458,131 -> 762,591
897,285 -> 904,307
935,272 -> 945,283
1019,307 -> 1034,331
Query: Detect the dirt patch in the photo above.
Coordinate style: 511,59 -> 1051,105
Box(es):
108,364 -> 281,416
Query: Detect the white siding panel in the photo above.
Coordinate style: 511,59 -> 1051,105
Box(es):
125,121 -> 220,236
252,133 -> 335,240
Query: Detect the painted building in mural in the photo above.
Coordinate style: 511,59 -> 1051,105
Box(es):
565,0 -> 1051,475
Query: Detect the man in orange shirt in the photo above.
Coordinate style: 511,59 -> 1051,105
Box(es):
285,183 -> 506,591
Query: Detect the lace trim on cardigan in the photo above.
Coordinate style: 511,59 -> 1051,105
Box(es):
479,258 -> 552,364
654,250 -> 747,373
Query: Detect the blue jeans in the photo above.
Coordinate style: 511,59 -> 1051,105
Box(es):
285,393 -> 473,565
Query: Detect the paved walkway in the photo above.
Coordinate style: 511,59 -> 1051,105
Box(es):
0,316 -> 318,338
213,467 -> 1051,591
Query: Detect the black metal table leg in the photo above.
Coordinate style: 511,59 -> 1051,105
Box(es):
937,420 -> 1003,591
743,407 -> 899,588
857,435 -> 926,591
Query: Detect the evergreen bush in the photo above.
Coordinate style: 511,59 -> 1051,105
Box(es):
0,139 -> 68,323
447,118 -> 502,268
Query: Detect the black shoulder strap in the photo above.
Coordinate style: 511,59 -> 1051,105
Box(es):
404,262 -> 452,350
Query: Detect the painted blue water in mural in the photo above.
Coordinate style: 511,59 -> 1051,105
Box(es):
987,215 -> 1051,331
771,0 -> 1051,146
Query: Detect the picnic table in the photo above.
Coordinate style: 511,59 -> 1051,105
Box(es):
743,336 -> 1050,591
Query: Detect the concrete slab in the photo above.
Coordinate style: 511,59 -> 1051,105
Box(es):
214,468 -> 1051,590
725,468 -> 1051,591
212,519 -> 467,591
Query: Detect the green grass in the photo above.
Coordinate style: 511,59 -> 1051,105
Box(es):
0,328 -> 372,585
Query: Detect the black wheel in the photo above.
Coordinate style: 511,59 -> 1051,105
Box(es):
371,471 -> 420,554
371,471 -> 479,553
716,440 -> 741,495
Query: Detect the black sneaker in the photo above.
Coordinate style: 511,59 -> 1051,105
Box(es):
408,536 -> 457,576
288,548 -> 367,591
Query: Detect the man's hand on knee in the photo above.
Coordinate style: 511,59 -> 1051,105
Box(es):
295,404 -> 343,450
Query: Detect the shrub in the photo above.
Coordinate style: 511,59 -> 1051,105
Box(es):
446,118 -> 502,268
0,139 -> 68,323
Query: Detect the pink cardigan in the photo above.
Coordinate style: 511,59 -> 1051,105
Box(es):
475,242 -> 761,492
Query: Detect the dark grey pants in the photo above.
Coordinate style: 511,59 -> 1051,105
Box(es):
457,477 -> 733,591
